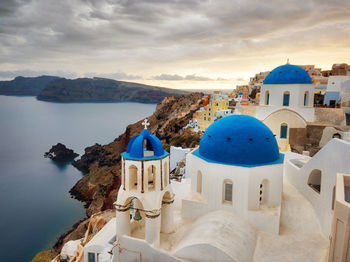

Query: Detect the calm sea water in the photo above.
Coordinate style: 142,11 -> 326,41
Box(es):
0,96 -> 156,262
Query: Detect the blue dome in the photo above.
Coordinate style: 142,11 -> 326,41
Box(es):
122,129 -> 168,160
264,64 -> 312,85
196,115 -> 282,166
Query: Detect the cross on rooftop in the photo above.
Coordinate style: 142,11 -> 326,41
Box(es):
142,119 -> 150,130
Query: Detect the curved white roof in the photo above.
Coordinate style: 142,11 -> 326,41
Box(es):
173,210 -> 257,262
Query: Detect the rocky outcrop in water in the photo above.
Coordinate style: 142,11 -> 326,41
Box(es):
44,143 -> 79,162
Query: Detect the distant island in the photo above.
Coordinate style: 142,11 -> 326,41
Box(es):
0,76 -> 187,103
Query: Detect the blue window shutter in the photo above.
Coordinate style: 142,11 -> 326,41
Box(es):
280,125 -> 288,138
283,93 -> 290,106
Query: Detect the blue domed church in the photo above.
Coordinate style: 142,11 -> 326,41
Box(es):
183,115 -> 284,234
256,63 -> 315,150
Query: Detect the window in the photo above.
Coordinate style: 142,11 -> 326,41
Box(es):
223,179 -> 233,203
88,253 -> 96,262
265,91 -> 270,105
208,117 -> 211,121
259,179 -> 269,206
147,165 -> 156,191
283,91 -> 290,106
129,165 -> 138,190
280,123 -> 288,139
308,169 -> 322,194
304,91 -> 309,106
197,171 -> 202,194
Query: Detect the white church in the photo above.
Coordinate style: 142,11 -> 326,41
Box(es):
79,65 -> 350,262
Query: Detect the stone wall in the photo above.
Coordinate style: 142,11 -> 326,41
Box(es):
289,125 -> 325,156
239,105 -> 257,117
314,108 -> 345,125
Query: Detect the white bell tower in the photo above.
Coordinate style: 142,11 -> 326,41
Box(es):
115,119 -> 174,247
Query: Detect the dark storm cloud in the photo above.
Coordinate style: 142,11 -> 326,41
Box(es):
0,0 -> 350,76
0,0 -> 29,16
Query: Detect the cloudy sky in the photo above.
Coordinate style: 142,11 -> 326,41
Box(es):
1,0 -> 350,89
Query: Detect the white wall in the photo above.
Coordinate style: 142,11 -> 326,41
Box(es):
170,146 -> 190,171
284,139 -> 350,237
327,76 -> 350,92
258,83 -> 315,122
182,152 -> 283,233
119,156 -> 171,210
111,235 -> 181,262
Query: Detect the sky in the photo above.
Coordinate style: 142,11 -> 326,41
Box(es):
1,0 -> 350,89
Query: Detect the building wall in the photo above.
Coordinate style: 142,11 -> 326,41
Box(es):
170,146 -> 190,171
284,139 -> 350,237
328,76 -> 350,91
112,235 -> 181,262
239,105 -> 257,117
263,109 -> 307,148
324,92 -> 341,106
196,98 -> 230,131
118,156 -> 170,210
182,153 -> 283,233
258,83 -> 315,122
314,108 -> 345,126
329,173 -> 350,262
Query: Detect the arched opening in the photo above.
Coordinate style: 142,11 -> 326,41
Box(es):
197,171 -> 202,194
283,91 -> 290,106
332,133 -> 342,139
308,169 -> 322,194
143,139 -> 154,157
129,165 -> 138,190
164,161 -> 168,187
129,197 -> 145,240
147,165 -> 156,191
304,91 -> 309,106
265,90 -> 270,105
280,123 -> 288,139
259,179 -> 269,206
223,179 -> 233,204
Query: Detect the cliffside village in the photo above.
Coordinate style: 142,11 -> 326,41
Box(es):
55,62 -> 350,262
184,62 -> 350,154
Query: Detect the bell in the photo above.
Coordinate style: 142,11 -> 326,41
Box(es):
134,209 -> 142,221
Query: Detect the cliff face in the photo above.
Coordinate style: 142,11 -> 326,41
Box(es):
37,77 -> 187,103
0,75 -> 61,96
70,93 -> 203,216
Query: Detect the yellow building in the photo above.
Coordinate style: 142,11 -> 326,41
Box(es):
195,92 -> 230,131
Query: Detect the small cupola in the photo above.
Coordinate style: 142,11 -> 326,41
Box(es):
122,119 -> 168,160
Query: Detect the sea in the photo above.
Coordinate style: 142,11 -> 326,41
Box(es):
0,96 -> 156,262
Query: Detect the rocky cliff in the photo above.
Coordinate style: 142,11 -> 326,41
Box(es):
0,75 -> 61,96
70,92 -> 203,216
37,77 -> 187,103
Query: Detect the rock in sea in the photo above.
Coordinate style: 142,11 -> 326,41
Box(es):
44,143 -> 79,162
